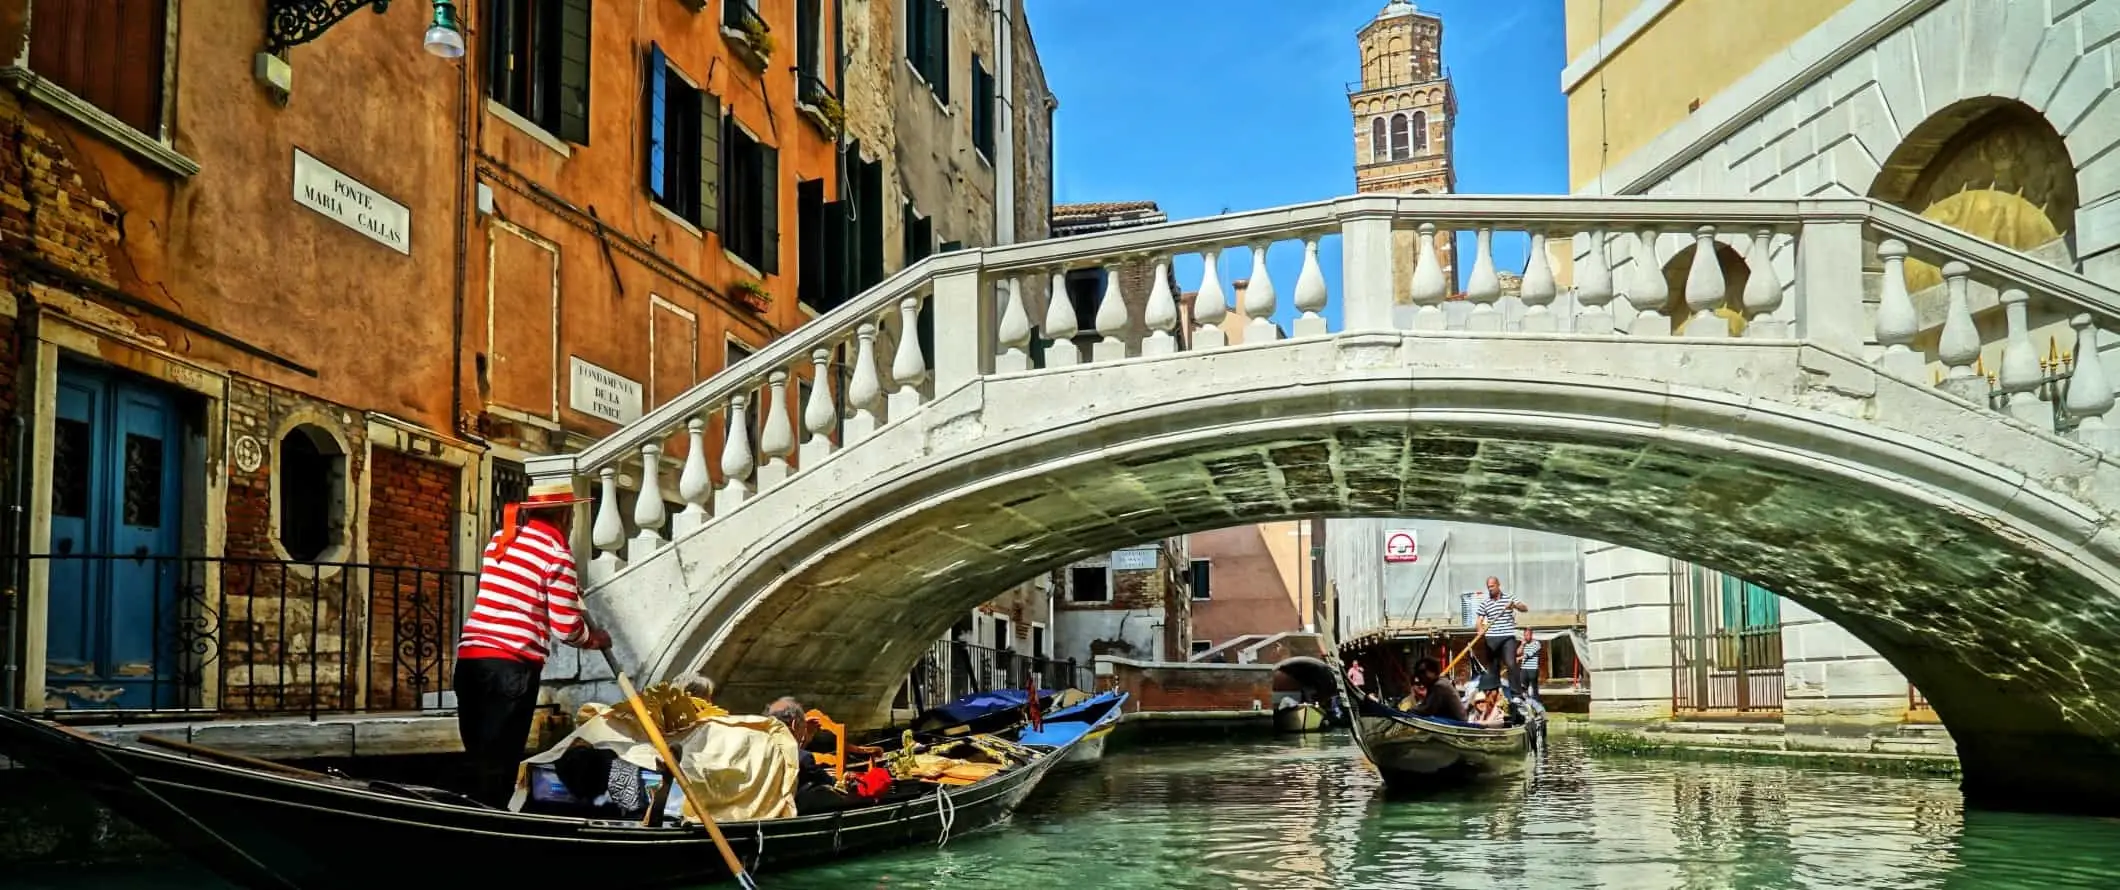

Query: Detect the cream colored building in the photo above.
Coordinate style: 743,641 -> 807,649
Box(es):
1569,0 -> 2120,753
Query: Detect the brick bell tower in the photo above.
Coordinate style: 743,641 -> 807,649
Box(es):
1350,1 -> 1458,300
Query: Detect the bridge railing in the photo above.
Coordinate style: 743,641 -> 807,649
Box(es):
525,194 -> 2120,586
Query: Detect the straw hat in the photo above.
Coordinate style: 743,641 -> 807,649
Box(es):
519,480 -> 591,511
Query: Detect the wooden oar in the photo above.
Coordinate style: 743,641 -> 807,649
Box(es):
1441,624 -> 1485,676
600,649 -> 759,890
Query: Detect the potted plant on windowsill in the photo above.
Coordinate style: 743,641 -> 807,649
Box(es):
732,278 -> 770,313
724,15 -> 774,72
799,93 -> 845,137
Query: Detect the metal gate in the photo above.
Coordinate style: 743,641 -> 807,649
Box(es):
1671,562 -> 1783,715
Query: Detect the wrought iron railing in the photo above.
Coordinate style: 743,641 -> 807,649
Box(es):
901,640 -> 1095,714
1671,563 -> 1785,716
21,554 -> 473,720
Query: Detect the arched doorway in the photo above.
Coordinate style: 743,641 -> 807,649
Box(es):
1869,99 -> 2078,293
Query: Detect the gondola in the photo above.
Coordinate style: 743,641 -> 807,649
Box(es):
1273,701 -> 1327,734
1344,690 -> 1537,788
0,707 -> 1081,890
1018,689 -> 1128,766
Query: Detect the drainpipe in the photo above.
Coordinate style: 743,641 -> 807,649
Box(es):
448,22 -> 471,439
991,0 -> 1015,246
2,298 -> 40,710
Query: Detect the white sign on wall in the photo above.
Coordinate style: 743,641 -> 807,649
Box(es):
1110,548 -> 1158,571
569,357 -> 643,424
292,149 -> 411,255
1384,529 -> 1419,563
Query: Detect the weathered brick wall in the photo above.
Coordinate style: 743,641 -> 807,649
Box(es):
1106,659 -> 1276,712
364,449 -> 459,710
219,376 -> 370,713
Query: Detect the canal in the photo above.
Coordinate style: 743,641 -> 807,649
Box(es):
13,733 -> 2120,889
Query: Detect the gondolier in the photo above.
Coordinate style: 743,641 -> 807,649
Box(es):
455,480 -> 611,806
1474,576 -> 1527,692
1517,627 -> 1543,702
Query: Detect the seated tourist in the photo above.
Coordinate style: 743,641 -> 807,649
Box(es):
769,696 -> 861,815
1468,691 -> 1508,728
1408,658 -> 1468,723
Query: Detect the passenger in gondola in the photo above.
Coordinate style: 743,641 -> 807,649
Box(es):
1467,690 -> 1508,728
1408,658 -> 1468,723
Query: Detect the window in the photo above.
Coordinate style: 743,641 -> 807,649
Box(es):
902,203 -> 934,266
1069,565 -> 1109,603
720,118 -> 779,273
971,55 -> 997,161
797,0 -> 828,99
905,0 -> 950,103
1063,269 -> 1104,336
1190,559 -> 1211,601
1031,624 -> 1047,660
277,425 -> 347,562
1389,113 -> 1410,160
644,45 -> 718,229
23,0 -> 167,136
992,616 -> 1011,651
797,179 -> 830,312
1369,117 -> 1386,163
484,0 -> 594,144
1190,640 -> 1213,656
1410,110 -> 1428,153
722,0 -> 763,32
839,143 -> 888,300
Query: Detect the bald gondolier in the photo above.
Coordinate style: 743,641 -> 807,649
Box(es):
1474,576 -> 1528,693
454,481 -> 611,806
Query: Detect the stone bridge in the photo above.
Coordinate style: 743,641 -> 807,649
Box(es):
527,194 -> 2120,810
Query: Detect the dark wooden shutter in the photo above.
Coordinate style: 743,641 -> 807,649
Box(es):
556,0 -> 594,144
939,240 -> 963,253
928,0 -> 951,105
645,43 -> 667,200
797,0 -> 822,84
823,199 -> 852,310
856,156 -> 885,290
905,0 -> 926,68
29,0 -> 168,135
760,145 -> 780,275
700,94 -> 722,232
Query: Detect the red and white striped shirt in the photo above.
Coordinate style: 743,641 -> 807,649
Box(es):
456,518 -> 589,663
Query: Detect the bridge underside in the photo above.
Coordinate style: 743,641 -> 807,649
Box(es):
615,336 -> 2120,813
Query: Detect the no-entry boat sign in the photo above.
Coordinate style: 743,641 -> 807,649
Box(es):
1384,529 -> 1419,562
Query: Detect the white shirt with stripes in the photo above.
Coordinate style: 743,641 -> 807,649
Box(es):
457,519 -> 589,663
1477,595 -> 1519,638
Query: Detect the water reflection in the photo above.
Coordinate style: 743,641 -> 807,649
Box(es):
15,734 -> 2120,889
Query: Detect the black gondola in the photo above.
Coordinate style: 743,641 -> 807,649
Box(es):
1344,689 -> 1537,788
0,707 -> 1079,890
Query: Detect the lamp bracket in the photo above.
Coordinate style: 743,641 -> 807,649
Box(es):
266,0 -> 392,53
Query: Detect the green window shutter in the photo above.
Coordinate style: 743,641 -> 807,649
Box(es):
760,145 -> 781,275
557,0 -> 594,144
929,1 -> 951,105
700,94 -> 722,232
906,0 -> 926,68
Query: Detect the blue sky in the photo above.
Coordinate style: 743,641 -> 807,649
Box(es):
1024,0 -> 1567,328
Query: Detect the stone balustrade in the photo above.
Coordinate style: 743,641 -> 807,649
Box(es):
524,194 -> 2120,586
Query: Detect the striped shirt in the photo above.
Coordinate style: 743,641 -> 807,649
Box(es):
1477,595 -> 1519,638
1519,638 -> 1543,671
457,518 -> 588,663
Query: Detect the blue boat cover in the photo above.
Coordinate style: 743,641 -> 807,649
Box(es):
1017,691 -> 1127,747
922,688 -> 1055,726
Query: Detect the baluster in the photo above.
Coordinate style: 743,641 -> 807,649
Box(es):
1682,226 -> 1728,338
717,393 -> 755,515
629,444 -> 666,562
1936,261 -> 1986,404
1872,240 -> 1923,380
996,277 -> 1033,373
1741,228 -> 1786,338
1625,227 -> 1670,336
1292,236 -> 1330,338
889,296 -> 928,418
1996,288 -> 2050,427
589,467 -> 625,582
1519,232 -> 1558,334
800,348 -> 837,467
1409,223 -> 1448,331
1093,257 -> 1131,362
674,418 -> 711,535
1464,227 -> 1501,332
1244,242 -> 1280,343
2066,314 -> 2119,452
1143,257 -> 1179,355
757,371 -> 795,488
1192,250 -> 1229,349
1041,270 -> 1081,366
1575,230 -> 1616,334
845,323 -> 885,442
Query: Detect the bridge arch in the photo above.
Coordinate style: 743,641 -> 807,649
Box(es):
596,334 -> 2120,811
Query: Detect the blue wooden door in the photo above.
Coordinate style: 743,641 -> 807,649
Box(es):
44,362 -> 185,710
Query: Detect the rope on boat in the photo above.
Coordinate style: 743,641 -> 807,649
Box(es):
750,819 -> 766,873
936,785 -> 957,848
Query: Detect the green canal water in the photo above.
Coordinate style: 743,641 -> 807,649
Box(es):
13,733 -> 2120,889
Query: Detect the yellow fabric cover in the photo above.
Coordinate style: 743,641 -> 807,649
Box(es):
510,704 -> 799,823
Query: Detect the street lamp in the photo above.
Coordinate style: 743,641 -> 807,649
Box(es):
423,1 -> 466,58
